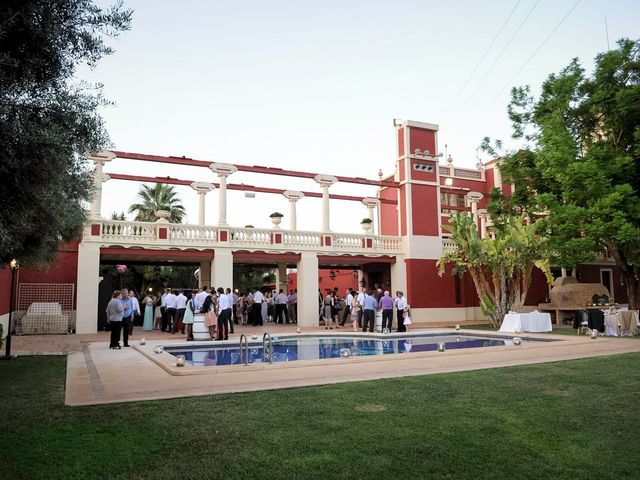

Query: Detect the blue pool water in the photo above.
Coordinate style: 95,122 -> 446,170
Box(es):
165,333 -> 547,367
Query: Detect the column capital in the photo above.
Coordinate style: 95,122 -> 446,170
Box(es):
102,173 -> 111,182
283,190 -> 305,202
209,162 -> 237,176
465,191 -> 484,205
87,150 -> 116,165
361,197 -> 381,207
477,208 -> 488,217
191,181 -> 215,193
313,174 -> 338,187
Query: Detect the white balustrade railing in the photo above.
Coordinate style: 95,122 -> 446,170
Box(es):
372,236 -> 402,251
168,225 -> 217,243
101,220 -> 157,241
283,231 -> 322,248
442,238 -> 458,253
332,233 -> 363,250
90,219 -> 403,253
228,227 -> 271,245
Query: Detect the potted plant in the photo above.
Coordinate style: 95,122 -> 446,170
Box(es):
269,212 -> 284,227
155,205 -> 171,222
360,217 -> 373,232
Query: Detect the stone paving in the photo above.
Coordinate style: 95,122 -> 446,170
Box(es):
8,322 -> 640,407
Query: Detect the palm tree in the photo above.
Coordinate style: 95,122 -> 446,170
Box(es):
128,184 -> 186,223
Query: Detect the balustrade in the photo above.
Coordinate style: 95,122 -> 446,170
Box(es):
89,219 -> 403,254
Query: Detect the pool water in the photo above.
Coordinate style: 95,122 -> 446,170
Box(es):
165,333 -> 544,367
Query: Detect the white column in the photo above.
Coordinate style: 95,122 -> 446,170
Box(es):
465,192 -> 484,225
297,251 -> 319,327
211,248 -> 233,289
283,191 -> 304,231
209,163 -> 238,226
191,182 -> 215,226
75,242 -> 101,334
199,261 -> 211,288
314,175 -> 338,232
276,263 -> 287,292
390,255 -> 406,296
478,209 -> 488,239
87,150 -> 115,219
362,197 -> 381,235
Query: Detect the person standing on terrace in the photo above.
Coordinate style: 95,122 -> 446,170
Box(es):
362,290 -> 377,333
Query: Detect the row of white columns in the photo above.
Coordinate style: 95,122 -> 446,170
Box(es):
88,154 -> 381,231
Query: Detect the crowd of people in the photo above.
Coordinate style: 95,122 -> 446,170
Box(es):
318,287 -> 410,333
105,286 -> 300,349
105,285 -> 410,350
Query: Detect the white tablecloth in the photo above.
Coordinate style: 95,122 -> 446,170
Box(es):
499,312 -> 553,333
604,314 -> 619,336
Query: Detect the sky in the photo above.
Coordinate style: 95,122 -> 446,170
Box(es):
79,0 -> 640,232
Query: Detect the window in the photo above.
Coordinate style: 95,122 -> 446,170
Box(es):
440,193 -> 466,214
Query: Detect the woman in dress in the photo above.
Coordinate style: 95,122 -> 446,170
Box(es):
351,294 -> 361,332
183,292 -> 195,341
153,295 -> 162,330
202,290 -> 216,340
242,292 -> 252,326
324,291 -> 335,329
143,292 -> 154,331
261,292 -> 269,324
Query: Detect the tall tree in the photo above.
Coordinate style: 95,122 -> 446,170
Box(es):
128,184 -> 186,223
496,38 -> 640,309
0,0 -> 132,266
438,213 -> 552,327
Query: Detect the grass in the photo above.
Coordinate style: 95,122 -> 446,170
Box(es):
1,354 -> 640,479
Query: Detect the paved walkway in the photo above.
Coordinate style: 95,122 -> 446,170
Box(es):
57,326 -> 640,406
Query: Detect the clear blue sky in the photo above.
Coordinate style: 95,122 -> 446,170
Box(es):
80,0 -> 640,230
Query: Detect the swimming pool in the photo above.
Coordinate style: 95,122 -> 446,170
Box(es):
165,333 -> 548,367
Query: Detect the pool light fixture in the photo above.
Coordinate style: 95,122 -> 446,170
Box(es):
437,343 -> 446,352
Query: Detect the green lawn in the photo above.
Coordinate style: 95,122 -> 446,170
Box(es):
1,354 -> 640,480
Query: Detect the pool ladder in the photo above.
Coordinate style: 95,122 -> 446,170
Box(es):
239,334 -> 248,366
263,332 -> 273,364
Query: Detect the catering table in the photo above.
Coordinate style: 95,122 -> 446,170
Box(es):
499,311 -> 553,333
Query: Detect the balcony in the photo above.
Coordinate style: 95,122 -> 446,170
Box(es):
86,219 -> 403,255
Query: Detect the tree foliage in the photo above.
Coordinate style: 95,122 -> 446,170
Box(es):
438,213 -> 553,326
495,38 -> 640,309
0,0 -> 132,266
128,184 -> 186,223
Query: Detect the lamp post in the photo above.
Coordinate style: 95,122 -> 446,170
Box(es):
3,259 -> 19,359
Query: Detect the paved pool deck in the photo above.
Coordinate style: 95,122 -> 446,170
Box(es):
7,323 -> 640,406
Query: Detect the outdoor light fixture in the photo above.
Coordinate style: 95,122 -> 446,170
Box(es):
3,259 -> 19,359
352,269 -> 358,278
393,118 -> 403,127
329,269 -> 336,280
359,278 -> 366,288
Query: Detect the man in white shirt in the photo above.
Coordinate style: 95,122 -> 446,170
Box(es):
195,286 -> 209,311
356,289 -> 365,329
395,291 -> 408,332
340,288 -> 354,326
127,290 -> 141,335
251,287 -> 264,326
287,290 -> 297,324
275,289 -> 288,324
160,288 -> 170,332
216,287 -> 232,340
174,290 -> 187,334
165,289 -> 178,334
